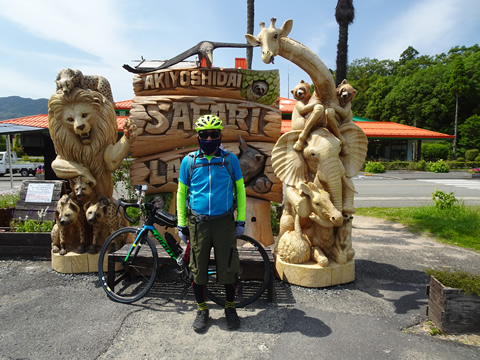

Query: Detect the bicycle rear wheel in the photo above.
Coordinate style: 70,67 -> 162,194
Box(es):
98,227 -> 158,303
205,235 -> 271,308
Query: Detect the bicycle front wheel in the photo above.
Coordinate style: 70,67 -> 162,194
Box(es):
205,235 -> 271,308
98,227 -> 158,303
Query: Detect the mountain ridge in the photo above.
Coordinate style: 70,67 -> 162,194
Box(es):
0,96 -> 49,121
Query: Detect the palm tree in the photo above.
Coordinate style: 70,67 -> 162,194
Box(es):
335,0 -> 355,86
246,0 -> 254,69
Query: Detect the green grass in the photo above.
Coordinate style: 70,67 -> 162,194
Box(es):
355,205 -> 480,251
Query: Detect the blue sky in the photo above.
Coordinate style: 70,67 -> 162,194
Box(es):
0,0 -> 479,102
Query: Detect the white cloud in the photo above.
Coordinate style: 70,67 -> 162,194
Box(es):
370,0 -> 479,60
0,0 -> 132,65
0,68 -> 53,100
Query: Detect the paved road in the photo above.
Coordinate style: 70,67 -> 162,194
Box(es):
1,215 -> 479,359
0,175 -> 35,192
353,171 -> 480,207
4,172 -> 480,208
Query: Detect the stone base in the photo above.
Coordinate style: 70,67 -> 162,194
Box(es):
275,254 -> 355,287
51,251 -> 107,274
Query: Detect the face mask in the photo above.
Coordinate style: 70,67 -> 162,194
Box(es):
198,138 -> 221,155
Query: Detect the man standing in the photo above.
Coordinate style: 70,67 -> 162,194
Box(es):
176,114 -> 247,333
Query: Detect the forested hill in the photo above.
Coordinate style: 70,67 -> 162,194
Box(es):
0,96 -> 48,121
347,44 -> 480,151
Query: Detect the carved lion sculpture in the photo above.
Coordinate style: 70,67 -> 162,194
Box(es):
48,88 -> 137,198
56,68 -> 114,103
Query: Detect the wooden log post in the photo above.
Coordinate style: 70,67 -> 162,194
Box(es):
244,197 -> 273,246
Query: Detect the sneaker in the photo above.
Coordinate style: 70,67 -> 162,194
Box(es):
192,309 -> 209,333
225,307 -> 240,330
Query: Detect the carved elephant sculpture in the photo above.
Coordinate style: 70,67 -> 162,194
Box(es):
272,123 -> 367,215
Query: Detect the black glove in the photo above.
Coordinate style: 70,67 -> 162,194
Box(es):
177,226 -> 189,243
235,221 -> 245,237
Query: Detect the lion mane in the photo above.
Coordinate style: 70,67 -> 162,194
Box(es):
48,88 -> 118,195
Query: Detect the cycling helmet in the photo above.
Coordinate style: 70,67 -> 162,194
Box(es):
194,114 -> 223,132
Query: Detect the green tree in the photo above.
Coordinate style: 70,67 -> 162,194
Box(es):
344,44 -> 480,138
335,0 -> 355,86
348,57 -> 395,118
422,142 -> 450,162
399,46 -> 419,65
448,57 -> 469,155
458,115 -> 480,150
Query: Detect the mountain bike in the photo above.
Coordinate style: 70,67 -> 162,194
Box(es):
97,184 -> 271,307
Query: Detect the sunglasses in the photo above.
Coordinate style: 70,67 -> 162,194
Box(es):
198,130 -> 221,140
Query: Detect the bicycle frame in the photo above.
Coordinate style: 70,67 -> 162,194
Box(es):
125,225 -> 181,263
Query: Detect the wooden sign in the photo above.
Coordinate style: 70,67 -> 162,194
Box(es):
25,183 -> 55,203
132,67 -> 279,102
128,66 -> 283,205
14,180 -> 68,221
129,95 -> 281,157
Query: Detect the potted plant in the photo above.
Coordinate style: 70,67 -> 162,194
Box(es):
426,268 -> 480,334
35,166 -> 45,180
0,189 -> 19,228
0,188 -> 53,258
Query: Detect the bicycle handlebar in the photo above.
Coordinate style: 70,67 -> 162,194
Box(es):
116,184 -> 177,227
116,199 -> 140,224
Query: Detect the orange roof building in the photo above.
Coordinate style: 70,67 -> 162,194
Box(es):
1,98 -> 454,162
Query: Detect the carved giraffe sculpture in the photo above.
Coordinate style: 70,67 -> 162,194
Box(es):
247,18 -> 368,272
245,18 -> 349,153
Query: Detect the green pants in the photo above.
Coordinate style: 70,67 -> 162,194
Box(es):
187,214 -> 239,285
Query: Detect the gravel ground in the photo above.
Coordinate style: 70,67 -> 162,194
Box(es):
0,215 -> 479,360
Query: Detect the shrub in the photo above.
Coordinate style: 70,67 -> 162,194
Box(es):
447,160 -> 468,169
432,189 -> 458,210
364,161 -> 385,173
422,142 -> 450,162
0,189 -> 20,208
408,160 -> 427,171
386,160 -> 409,170
456,157 -> 465,162
476,155 -> 480,162
465,149 -> 479,161
427,160 -> 449,173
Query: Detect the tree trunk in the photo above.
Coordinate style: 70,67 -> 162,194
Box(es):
246,0 -> 254,69
453,93 -> 458,156
336,23 -> 349,86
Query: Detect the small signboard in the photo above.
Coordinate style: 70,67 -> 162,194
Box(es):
25,183 -> 55,203
14,180 -> 68,221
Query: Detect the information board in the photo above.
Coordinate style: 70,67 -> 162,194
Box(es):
25,183 -> 55,203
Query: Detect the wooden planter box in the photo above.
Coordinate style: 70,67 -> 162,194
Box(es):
0,232 -> 51,259
0,207 -> 15,227
426,275 -> 480,334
